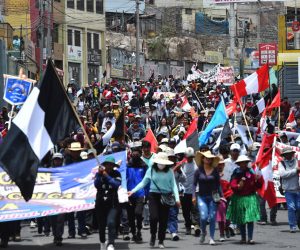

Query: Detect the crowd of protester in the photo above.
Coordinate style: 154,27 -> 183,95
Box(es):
0,75 -> 300,250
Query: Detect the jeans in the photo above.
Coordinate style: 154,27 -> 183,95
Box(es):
285,191 -> 300,229
239,222 -> 254,240
181,194 -> 193,229
168,206 -> 179,233
148,193 -> 170,242
259,196 -> 277,222
128,197 -> 144,235
143,202 -> 150,225
120,203 -> 130,235
197,195 -> 217,239
96,201 -> 118,245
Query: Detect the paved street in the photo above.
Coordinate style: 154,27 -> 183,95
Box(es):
8,209 -> 298,250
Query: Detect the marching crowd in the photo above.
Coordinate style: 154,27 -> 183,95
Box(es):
0,76 -> 300,250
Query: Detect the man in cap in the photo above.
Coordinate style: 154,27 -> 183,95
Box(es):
64,142 -> 88,239
278,147 -> 300,233
223,143 -> 241,182
181,147 -> 200,236
95,156 -> 122,250
50,153 -> 66,246
126,141 -> 147,242
127,118 -> 146,141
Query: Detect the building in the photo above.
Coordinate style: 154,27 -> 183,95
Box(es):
62,0 -> 106,86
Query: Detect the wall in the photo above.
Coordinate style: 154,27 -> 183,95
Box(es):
151,0 -> 202,9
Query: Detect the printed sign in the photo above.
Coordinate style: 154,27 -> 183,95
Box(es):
259,43 -> 277,66
3,77 -> 32,105
0,151 -> 127,222
217,66 -> 235,85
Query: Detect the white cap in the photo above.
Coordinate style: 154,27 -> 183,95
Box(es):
230,143 -> 241,151
52,153 -> 63,159
80,151 -> 88,160
185,147 -> 195,157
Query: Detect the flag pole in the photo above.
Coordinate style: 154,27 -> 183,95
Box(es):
240,102 -> 254,143
190,90 -> 205,110
49,59 -> 102,166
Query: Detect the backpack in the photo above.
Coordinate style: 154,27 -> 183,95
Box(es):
279,161 -> 286,196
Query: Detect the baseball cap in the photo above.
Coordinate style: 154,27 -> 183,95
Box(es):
230,143 -> 241,151
52,153 -> 63,159
185,147 -> 195,157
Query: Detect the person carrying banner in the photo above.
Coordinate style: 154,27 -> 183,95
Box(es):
49,153 -> 65,246
278,147 -> 300,233
126,141 -> 148,242
95,156 -> 122,250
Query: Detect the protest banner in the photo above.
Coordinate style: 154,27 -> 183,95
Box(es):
0,151 -> 127,222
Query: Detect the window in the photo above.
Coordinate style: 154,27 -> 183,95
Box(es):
77,0 -> 84,11
87,32 -> 92,49
93,33 -> 99,50
74,30 -> 81,46
185,8 -> 192,15
96,0 -> 103,14
87,0 -> 94,12
149,0 -> 155,4
67,0 -> 74,9
67,29 -> 73,45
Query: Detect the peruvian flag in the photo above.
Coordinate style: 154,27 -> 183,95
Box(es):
230,65 -> 269,98
226,100 -> 237,116
287,111 -> 297,127
257,108 -> 268,135
144,128 -> 158,153
255,133 -> 277,208
181,96 -> 192,112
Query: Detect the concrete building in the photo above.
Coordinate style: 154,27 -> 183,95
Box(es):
63,0 -> 106,86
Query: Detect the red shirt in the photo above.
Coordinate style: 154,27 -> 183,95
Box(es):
230,169 -> 263,196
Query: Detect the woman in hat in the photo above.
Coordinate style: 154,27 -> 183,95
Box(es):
226,155 -> 263,244
278,147 -> 300,233
94,156 -> 122,250
193,151 -> 221,245
128,152 -> 180,249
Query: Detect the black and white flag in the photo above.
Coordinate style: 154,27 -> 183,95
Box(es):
0,61 -> 79,201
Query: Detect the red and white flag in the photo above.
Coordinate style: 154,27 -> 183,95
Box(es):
255,133 -> 277,208
230,65 -> 269,98
181,96 -> 192,112
287,111 -> 296,127
226,101 -> 237,116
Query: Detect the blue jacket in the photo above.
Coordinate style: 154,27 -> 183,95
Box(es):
126,159 -> 148,198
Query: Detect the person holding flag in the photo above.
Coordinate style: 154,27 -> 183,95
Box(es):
226,155 -> 263,244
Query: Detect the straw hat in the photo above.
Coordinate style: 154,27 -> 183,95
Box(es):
195,151 -> 220,168
281,147 -> 296,156
235,155 -> 251,164
153,152 -> 174,165
69,142 -> 84,151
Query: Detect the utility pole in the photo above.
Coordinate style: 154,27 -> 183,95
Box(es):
39,0 -> 45,81
229,3 -> 236,68
136,0 -> 140,81
46,0 -> 52,59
